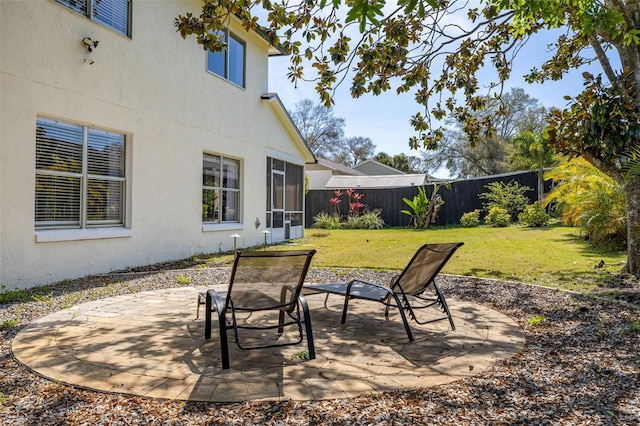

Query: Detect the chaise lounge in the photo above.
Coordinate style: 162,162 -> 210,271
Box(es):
303,242 -> 463,341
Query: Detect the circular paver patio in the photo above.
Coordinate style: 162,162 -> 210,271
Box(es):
11,286 -> 525,402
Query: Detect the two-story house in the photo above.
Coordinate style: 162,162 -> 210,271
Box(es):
0,0 -> 315,290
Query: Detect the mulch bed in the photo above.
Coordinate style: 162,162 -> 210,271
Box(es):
1,264 -> 639,425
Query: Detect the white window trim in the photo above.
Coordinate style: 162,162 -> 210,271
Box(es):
206,30 -> 246,89
52,0 -> 132,37
201,223 -> 243,233
202,153 -> 242,225
35,117 -> 128,230
36,227 -> 132,243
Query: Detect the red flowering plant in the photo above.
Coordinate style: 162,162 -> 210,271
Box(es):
329,190 -> 342,216
315,188 -> 383,229
348,191 -> 364,216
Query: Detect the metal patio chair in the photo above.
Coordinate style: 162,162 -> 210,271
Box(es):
199,249 -> 316,369
303,243 -> 463,342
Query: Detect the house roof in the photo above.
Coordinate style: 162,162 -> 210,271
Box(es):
255,28 -> 288,56
352,159 -> 406,175
227,13 -> 287,56
324,174 -> 427,189
308,157 -> 367,175
261,93 -> 316,163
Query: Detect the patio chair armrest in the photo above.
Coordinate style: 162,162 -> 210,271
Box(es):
280,284 -> 297,309
206,289 -> 226,313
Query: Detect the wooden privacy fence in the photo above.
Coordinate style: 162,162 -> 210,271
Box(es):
305,170 -> 549,228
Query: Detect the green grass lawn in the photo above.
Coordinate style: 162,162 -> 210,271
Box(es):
276,226 -> 626,292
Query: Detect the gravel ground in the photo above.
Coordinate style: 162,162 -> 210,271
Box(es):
1,261 -> 639,425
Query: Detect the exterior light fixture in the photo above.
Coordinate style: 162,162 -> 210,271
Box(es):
261,230 -> 270,250
82,37 -> 99,52
229,233 -> 241,256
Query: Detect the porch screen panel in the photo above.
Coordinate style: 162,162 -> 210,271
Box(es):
273,173 -> 284,210
285,163 -> 303,211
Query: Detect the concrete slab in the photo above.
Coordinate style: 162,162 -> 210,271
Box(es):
11,286 -> 525,402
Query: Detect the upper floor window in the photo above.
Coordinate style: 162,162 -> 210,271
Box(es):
54,0 -> 131,37
203,154 -> 241,223
207,31 -> 245,88
35,117 -> 126,229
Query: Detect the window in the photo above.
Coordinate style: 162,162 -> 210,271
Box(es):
207,31 -> 245,88
35,117 -> 126,229
54,0 -> 131,36
203,154 -> 240,223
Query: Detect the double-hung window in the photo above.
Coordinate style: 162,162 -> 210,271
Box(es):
207,31 -> 246,88
203,154 -> 240,223
54,0 -> 131,37
35,117 -> 126,229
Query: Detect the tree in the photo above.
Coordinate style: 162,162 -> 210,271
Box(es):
290,99 -> 345,158
175,1 -> 640,275
423,126 -> 513,178
422,88 -> 548,178
333,136 -> 376,166
510,132 -> 563,201
374,152 -> 425,173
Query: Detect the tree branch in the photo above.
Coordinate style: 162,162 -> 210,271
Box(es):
591,35 -> 618,83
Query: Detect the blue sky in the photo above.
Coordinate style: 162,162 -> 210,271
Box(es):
267,27 -> 611,176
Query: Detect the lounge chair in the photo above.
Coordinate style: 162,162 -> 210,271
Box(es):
199,249 -> 316,369
303,243 -> 463,342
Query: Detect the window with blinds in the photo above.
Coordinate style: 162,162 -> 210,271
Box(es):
203,154 -> 241,223
35,117 -> 126,229
54,0 -> 131,37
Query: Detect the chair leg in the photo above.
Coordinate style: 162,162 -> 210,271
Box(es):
434,282 -> 456,331
205,292 -> 212,339
205,291 -> 230,369
196,293 -> 204,319
218,315 -> 230,369
390,292 -> 414,342
298,294 -> 316,360
341,295 -> 350,324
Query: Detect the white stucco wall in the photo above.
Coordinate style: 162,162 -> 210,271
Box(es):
0,0 -> 311,289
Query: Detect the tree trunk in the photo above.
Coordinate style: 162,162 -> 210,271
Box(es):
537,167 -> 544,202
624,178 -> 640,277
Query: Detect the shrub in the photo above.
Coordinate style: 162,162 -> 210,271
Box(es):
344,215 -> 363,229
479,180 -> 533,221
460,210 -> 481,227
313,212 -> 342,229
518,202 -> 551,227
357,210 -> 385,229
544,158 -> 626,245
485,207 -> 510,227
401,183 -> 446,229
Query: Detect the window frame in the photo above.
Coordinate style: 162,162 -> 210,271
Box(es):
202,153 -> 241,225
35,117 -> 127,231
53,0 -> 132,37
206,30 -> 246,88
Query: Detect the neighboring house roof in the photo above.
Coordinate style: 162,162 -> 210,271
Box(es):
261,93 -> 316,163
353,159 -> 406,175
324,174 -> 427,189
307,157 -> 367,175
